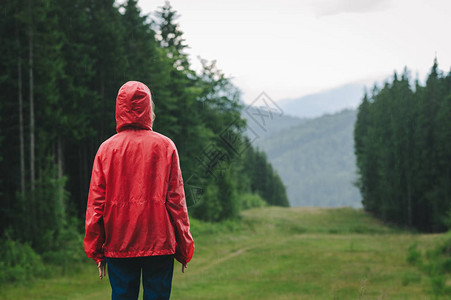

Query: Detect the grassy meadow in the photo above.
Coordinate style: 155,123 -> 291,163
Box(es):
1,206 -> 449,299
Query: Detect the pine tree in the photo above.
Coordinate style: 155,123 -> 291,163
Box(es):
155,1 -> 189,71
354,92 -> 371,208
431,71 -> 451,229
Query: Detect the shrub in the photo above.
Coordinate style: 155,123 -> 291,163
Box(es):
0,235 -> 47,285
407,232 -> 451,297
40,216 -> 86,276
239,193 -> 267,210
406,242 -> 422,266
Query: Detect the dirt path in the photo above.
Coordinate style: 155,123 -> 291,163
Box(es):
190,246 -> 254,276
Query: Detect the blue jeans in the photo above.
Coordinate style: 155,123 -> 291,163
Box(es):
106,255 -> 174,300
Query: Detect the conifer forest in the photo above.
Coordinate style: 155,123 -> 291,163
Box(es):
0,0 -> 288,254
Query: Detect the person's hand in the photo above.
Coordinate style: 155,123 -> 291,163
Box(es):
97,260 -> 106,279
182,264 -> 187,273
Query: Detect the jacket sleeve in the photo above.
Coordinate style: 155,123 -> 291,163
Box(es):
84,150 -> 106,264
166,146 -> 195,266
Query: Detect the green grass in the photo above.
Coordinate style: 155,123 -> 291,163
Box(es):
0,206 -> 449,299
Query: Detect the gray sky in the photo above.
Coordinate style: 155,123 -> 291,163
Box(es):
137,0 -> 451,103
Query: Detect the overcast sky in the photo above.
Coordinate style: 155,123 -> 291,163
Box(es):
136,0 -> 451,104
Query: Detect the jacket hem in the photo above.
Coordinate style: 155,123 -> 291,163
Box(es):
104,248 -> 175,258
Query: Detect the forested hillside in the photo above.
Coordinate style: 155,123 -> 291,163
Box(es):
253,109 -> 361,207
0,0 -> 288,261
354,61 -> 451,232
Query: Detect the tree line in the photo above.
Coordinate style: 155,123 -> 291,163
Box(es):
0,0 -> 289,253
354,60 -> 451,232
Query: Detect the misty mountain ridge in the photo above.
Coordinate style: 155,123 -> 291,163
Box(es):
242,105 -> 306,140
240,82 -> 367,207
242,107 -> 361,208
278,83 -> 365,119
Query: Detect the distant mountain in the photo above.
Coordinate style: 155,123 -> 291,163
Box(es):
242,106 -> 306,140
278,83 -> 365,119
247,109 -> 361,208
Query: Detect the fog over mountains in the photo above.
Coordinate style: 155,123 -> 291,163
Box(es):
242,84 -> 365,207
278,83 -> 365,119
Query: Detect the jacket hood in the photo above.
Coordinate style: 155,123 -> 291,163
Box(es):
116,81 -> 153,133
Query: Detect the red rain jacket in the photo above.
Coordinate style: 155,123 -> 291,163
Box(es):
84,81 -> 194,266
